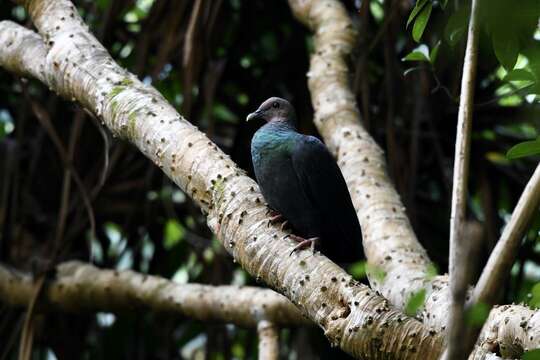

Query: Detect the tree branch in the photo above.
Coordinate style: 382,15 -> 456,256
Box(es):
1,1 -> 538,357
473,163 -> 540,304
287,1 -> 540,358
257,320 -> 279,360
288,0 -> 434,312
0,3 -> 444,358
287,0 -> 461,333
445,0 -> 482,357
0,20 -> 47,83
0,261 -> 306,327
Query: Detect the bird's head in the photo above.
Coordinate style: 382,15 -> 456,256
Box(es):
246,97 -> 296,125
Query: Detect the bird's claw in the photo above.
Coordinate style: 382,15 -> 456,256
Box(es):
289,236 -> 319,256
267,211 -> 284,227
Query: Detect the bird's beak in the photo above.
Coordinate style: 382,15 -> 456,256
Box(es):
246,110 -> 263,122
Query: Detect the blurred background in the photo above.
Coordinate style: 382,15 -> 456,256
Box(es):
0,0 -> 539,358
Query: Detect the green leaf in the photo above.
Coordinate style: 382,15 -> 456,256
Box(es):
412,2 -> 432,42
402,53 -> 429,62
405,289 -> 426,316
407,0 -> 428,28
213,103 -> 238,123
486,152 -> 511,165
426,263 -> 439,279
492,28 -> 519,70
440,0 -> 448,9
348,261 -> 367,280
430,41 -> 441,64
402,44 -> 430,63
164,219 -> 185,249
504,69 -> 536,83
465,302 -> 490,327
366,263 -> 387,282
529,283 -> 540,308
523,349 -> 540,360
444,7 -> 469,47
507,139 -> 540,159
524,46 -> 540,94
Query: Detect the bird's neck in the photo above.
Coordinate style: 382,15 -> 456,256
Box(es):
266,118 -> 296,131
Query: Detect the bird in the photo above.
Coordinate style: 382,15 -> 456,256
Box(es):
247,97 -> 363,263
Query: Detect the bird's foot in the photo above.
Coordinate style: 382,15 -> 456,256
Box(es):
289,236 -> 319,256
267,211 -> 284,227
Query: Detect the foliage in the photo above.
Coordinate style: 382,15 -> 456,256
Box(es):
0,0 -> 539,358
524,348 -> 540,360
464,302 -> 490,327
405,289 -> 427,317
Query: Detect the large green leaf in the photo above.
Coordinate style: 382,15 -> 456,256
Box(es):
444,6 -> 469,47
524,45 -> 540,94
492,28 -> 519,70
407,0 -> 428,28
504,69 -> 537,83
507,139 -> 540,159
412,2 -> 432,43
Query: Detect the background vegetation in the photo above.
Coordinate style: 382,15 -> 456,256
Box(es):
0,0 -> 539,358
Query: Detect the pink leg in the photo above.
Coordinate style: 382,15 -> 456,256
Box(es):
289,236 -> 319,256
266,210 -> 291,232
266,209 -> 284,227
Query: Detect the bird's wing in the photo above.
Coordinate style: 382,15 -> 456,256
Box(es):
291,135 -> 363,262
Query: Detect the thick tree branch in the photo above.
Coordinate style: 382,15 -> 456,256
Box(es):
473,163 -> 540,304
287,0 -> 459,331
288,0 -> 434,312
0,21 -> 47,83
0,4 -> 445,358
257,320 -> 279,360
477,304 -> 540,358
446,0 -> 482,358
0,261 -> 306,327
287,1 -> 540,358
1,2 -> 538,358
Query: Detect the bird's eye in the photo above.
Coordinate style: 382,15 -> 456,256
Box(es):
272,102 -> 279,109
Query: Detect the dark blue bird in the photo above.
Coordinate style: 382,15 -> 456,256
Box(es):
248,97 -> 363,263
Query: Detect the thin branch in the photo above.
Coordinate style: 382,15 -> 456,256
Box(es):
445,0 -> 482,358
473,163 -> 540,305
257,320 -> 279,360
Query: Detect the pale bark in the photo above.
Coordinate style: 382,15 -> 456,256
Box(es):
0,261 -> 306,327
287,0 -> 445,321
0,20 -> 47,83
473,164 -> 540,305
257,320 -> 279,360
445,0 -> 482,358
0,0 -> 538,358
0,3 -> 445,358
286,0 -> 540,358
477,304 -> 540,358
